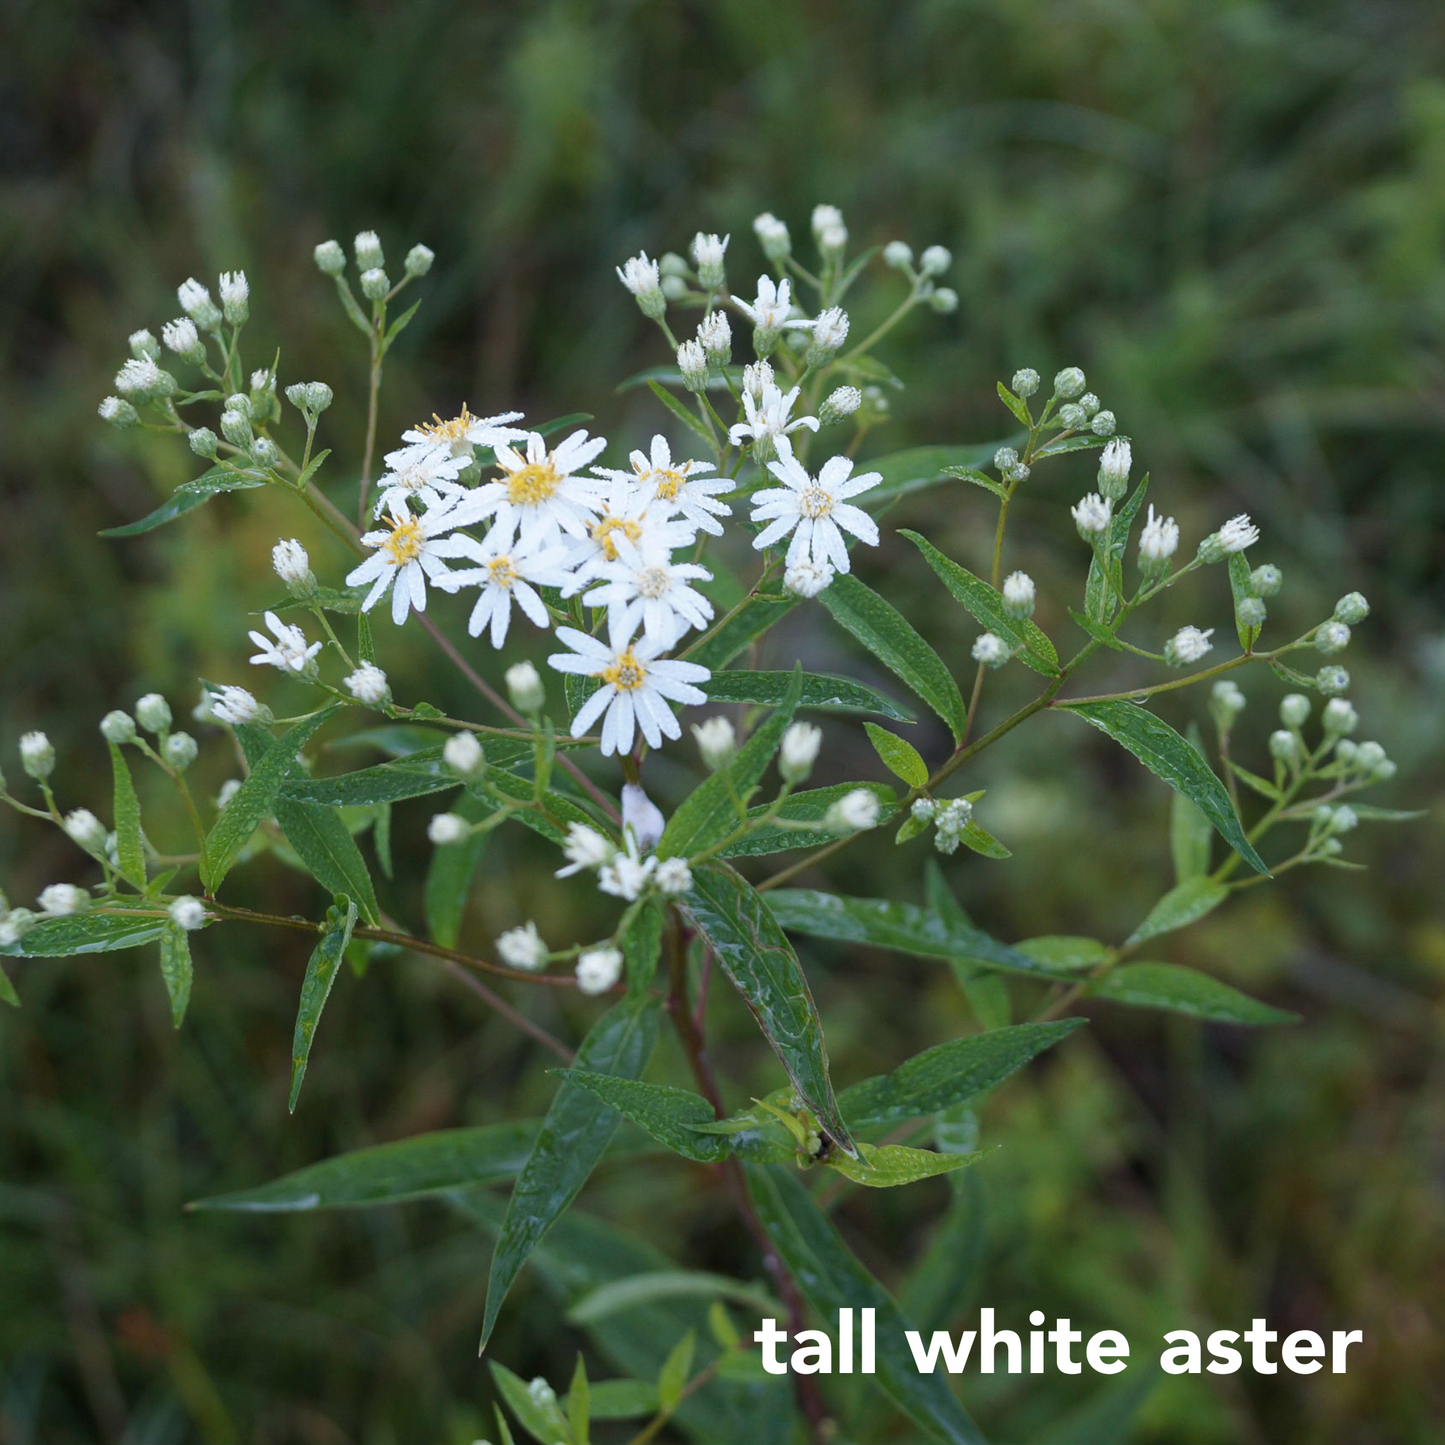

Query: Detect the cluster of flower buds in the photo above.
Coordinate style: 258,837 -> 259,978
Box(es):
910,795 -> 975,854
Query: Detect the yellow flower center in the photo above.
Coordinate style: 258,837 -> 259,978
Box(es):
383,516 -> 425,564
799,485 -> 834,520
590,515 -> 642,561
487,555 -> 518,589
601,648 -> 647,691
416,403 -> 477,444
651,467 -> 685,500
637,567 -> 671,598
506,459 -> 561,506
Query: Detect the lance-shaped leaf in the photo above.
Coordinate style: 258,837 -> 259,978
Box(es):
425,790 -> 490,948
189,1120 -> 542,1211
1058,700 -> 1268,874
864,722 -> 928,787
764,890 -> 1071,979
621,894 -> 667,993
1229,552 -> 1263,651
0,964 -> 17,1007
1093,962 -> 1297,1026
704,669 -> 914,721
289,895 -> 358,1112
99,465 -> 268,537
718,782 -> 897,859
901,531 -> 1060,676
108,741 -> 146,889
274,797 -> 379,925
819,574 -> 968,740
0,907 -> 169,958
837,1020 -> 1085,1129
1084,472 -> 1150,624
491,1361 -> 573,1444
158,923 -> 193,1028
468,769 -> 601,846
658,669 -> 802,861
683,595 -> 798,670
859,440 -> 1016,511
568,1272 -> 782,1327
681,864 -> 854,1156
202,706 -> 339,891
826,1141 -> 987,1188
1170,722 -> 1214,882
1127,875 -> 1229,945
746,1164 -> 987,1445
480,992 -> 661,1351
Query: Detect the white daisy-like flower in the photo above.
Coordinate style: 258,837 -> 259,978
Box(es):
1138,505 -> 1180,562
471,429 -> 607,550
372,441 -> 473,517
1071,493 -> 1112,536
547,617 -> 710,756
555,822 -> 617,877
1217,513 -> 1260,553
432,520 -> 576,648
1166,625 -> 1215,665
727,383 -> 820,452
750,438 -> 881,573
598,831 -> 656,901
346,491 -> 489,627
735,275 -> 808,332
248,611 -> 323,673
562,475 -> 694,585
597,434 -> 733,537
654,857 -> 693,896
400,405 -> 526,458
581,535 -> 714,647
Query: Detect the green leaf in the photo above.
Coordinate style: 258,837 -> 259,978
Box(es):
568,1273 -> 781,1327
99,466 -> 267,537
658,670 -> 802,860
480,993 -> 661,1351
705,669 -> 914,721
1347,804 -> 1428,822
954,818 -> 1011,859
1093,963 -> 1298,1026
925,865 -> 1011,1026
837,1021 -> 1085,1128
746,1165 -> 987,1445
826,1139 -> 987,1188
617,363 -> 746,394
1038,1365 -> 1162,1445
107,741 -> 146,889
202,707 -> 339,892
764,890 -> 1070,979
0,906 -> 168,958
1229,759 -> 1283,800
943,466 -> 1009,500
188,1120 -> 542,1211
899,1169 -> 986,1334
682,865 -> 854,1157
490,1361 -> 572,1445
621,894 -> 666,993
0,963 -> 18,1007
1229,551 -> 1262,651
657,1329 -> 696,1411
996,380 -> 1032,427
1170,722 -> 1214,882
295,447 -> 333,490
819,574 -> 967,740
1059,700 -> 1268,874
280,737 -> 550,807
381,298 -> 423,354
551,1072 -> 732,1163
424,791 -> 489,948
468,769 -> 603,846
860,440 -> 1019,510
719,782 -> 898,859
647,378 -> 715,446
274,798 -> 379,925
580,1380 -> 659,1420
864,722 -> 928,787
567,1355 -> 589,1445
1014,936 -> 1110,970
158,924 -> 193,1028
1084,473 -> 1150,623
901,531 -> 1059,676
1126,875 -> 1230,945
288,896 -> 358,1112
1034,432 -> 1109,459
683,595 -> 798,670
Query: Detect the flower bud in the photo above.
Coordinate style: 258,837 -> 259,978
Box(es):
353,231 -> 385,270
819,386 -> 861,426
250,437 -> 281,468
428,812 -> 470,846
783,560 -> 835,598
692,716 -> 737,772
1071,492 -> 1112,538
1079,393 -> 1101,418
1236,596 -> 1267,629
343,664 -> 390,707
162,317 -> 205,363
98,397 -> 139,429
359,267 -> 390,301
919,245 -> 952,276
972,632 -> 1010,667
1355,741 -> 1386,771
576,946 -> 623,995
129,329 -> 161,361
177,278 -> 222,330
911,798 -> 938,823
1165,626 -> 1214,667
220,408 -> 252,448
1053,366 -> 1086,399
621,784 -> 666,852
1210,680 -> 1247,726
1333,592 -> 1369,625
1198,514 -> 1260,562
1279,693 -> 1311,728
697,310 -> 731,365
169,896 -> 208,931
752,212 -> 791,260
824,788 -> 880,834
655,857 -> 693,896
1315,665 -> 1350,696
271,539 -> 315,595
1057,403 -> 1087,430
443,731 -> 486,779
884,240 -> 913,270
1269,729 -> 1300,763
1092,409 -> 1117,436
1011,367 -> 1041,398
1249,564 -> 1283,596
805,307 -> 850,367
692,231 -> 729,289
189,427 -> 219,457
211,686 -> 263,726
1321,698 -> 1358,735
1001,571 -> 1036,619
135,693 -> 172,734
927,287 -> 959,314
497,922 -> 547,971
616,253 -> 666,319
0,908 -> 39,946
313,239 -> 346,275
100,711 -> 136,745
661,275 -> 689,301
779,722 -> 822,784
659,252 -> 690,278
218,271 -> 249,326
63,809 -> 107,853
994,447 -> 1019,474
404,243 -> 435,277
1096,438 -> 1132,500
39,884 -> 89,916
1315,621 -> 1351,654
505,661 -> 545,715
163,732 -> 198,770
1334,739 -> 1358,765
677,339 -> 708,393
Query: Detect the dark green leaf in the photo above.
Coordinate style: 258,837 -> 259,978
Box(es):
1093,963 -> 1297,1025
864,722 -> 928,787
942,466 -> 1008,500
569,1275 -> 780,1326
1084,473 -> 1150,623
1059,700 -> 1268,874
705,669 -> 914,721
902,531 -> 1059,676
424,791 -> 489,948
719,782 -> 897,859
281,736 -> 552,807
1034,432 -> 1109,459
1039,1365 -> 1162,1445
681,864 -> 854,1156
381,298 -> 423,354
996,380 -> 1032,427
1170,722 -> 1214,882
0,907 -> 168,958
1126,876 -> 1230,945
819,574 -> 967,740
289,895 -> 358,1112
647,378 -> 715,446
0,964 -> 18,1007
202,707 -> 339,891
683,596 -> 797,670
274,798 -> 379,925
1229,552 -> 1262,651
860,440 -> 1019,510
553,1072 -> 732,1163
746,1165 -> 987,1445
837,1021 -> 1084,1128
469,769 -> 600,846
567,1355 -> 589,1445
899,1170 -> 986,1334
158,924 -> 193,1028
621,894 -> 666,993
480,993 -> 661,1350
490,1361 -> 572,1444
954,818 -> 1011,859
580,1380 -> 659,1420
1229,759 -> 1282,800
99,466 -> 268,537
108,741 -> 146,888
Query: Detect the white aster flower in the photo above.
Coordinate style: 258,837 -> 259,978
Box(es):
654,857 -> 693,896
169,896 -> 208,931
1071,492 -> 1112,536
728,383 -> 820,453
555,822 -> 617,877
1217,513 -> 1260,553
742,360 -> 774,398
1138,505 -> 1180,563
598,831 -> 656,901
162,317 -> 199,355
562,475 -> 693,585
114,357 -> 162,396
1166,625 -> 1215,666
432,520 -> 576,648
38,883 -> 88,916
218,270 -> 248,304
697,309 -> 732,361
599,434 -> 733,538
736,275 -> 808,333
400,405 -> 527,459
547,617 -> 711,756
497,921 -> 547,970
692,231 -> 729,270
347,491 -> 489,627
750,438 -> 881,573
271,538 -> 312,586
581,535 -> 714,647
783,560 -> 836,598
248,611 -> 322,673
576,946 -> 623,995
344,664 -> 389,705
471,429 -> 607,550
372,441 -> 474,517
806,306 -> 850,353
211,685 -> 261,725
616,251 -> 662,297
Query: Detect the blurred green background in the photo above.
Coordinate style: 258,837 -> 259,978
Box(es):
3,0 -> 1444,1440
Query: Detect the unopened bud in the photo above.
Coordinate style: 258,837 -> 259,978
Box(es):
1315,621 -> 1351,655
443,731 -> 486,779
313,239 -> 346,275
1011,367 -> 1040,398
135,694 -> 172,734
1001,571 -> 1036,619
404,243 -> 435,277
692,716 -> 737,772
353,231 -> 385,270
883,240 -> 913,270
677,339 -> 708,393
1249,564 -> 1283,596
1236,595 -> 1267,629
505,661 -> 545,715
1053,366 -> 1086,399
1333,592 -> 1369,625
1315,665 -> 1350,696
100,711 -> 136,745
428,812 -> 470,846
753,212 -> 791,261
189,427 -> 218,457
98,397 -> 139,429
779,722 -> 822,784
1279,694 -> 1311,728
163,731 -> 198,770
359,268 -> 390,301
819,386 -> 861,425
129,329 -> 161,361
919,245 -> 952,277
